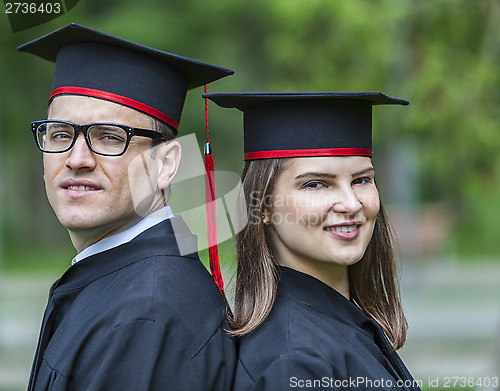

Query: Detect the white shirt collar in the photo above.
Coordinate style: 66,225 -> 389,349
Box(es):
71,206 -> 174,265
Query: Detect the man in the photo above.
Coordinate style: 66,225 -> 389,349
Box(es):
18,23 -> 235,390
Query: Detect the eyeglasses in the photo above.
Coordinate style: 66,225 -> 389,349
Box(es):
31,120 -> 166,157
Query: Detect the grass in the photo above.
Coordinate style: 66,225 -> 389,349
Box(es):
1,237 -> 237,275
1,245 -> 74,275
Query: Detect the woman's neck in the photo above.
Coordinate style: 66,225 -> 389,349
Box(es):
278,258 -> 350,298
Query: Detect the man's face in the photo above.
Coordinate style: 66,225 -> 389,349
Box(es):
44,95 -> 169,250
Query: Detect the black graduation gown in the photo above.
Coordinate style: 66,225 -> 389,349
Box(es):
233,267 -> 421,391
27,216 -> 236,391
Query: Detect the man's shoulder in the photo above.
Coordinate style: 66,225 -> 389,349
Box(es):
58,250 -> 229,354
61,218 -> 229,339
91,248 -> 227,318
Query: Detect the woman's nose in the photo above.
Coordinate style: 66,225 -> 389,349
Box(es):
330,187 -> 362,215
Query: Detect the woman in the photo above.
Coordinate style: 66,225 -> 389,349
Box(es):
204,92 -> 421,391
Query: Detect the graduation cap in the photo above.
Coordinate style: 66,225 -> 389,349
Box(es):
17,23 -> 235,132
203,91 -> 409,159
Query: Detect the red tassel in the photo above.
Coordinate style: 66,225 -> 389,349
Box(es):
204,85 -> 224,294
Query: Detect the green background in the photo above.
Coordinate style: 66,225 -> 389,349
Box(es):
0,0 -> 499,389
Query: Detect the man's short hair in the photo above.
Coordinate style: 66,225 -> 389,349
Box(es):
152,117 -> 177,141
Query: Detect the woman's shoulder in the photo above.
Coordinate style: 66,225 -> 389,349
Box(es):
234,348 -> 335,391
241,290 -> 352,346
237,294 -> 348,379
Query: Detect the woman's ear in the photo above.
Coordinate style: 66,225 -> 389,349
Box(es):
262,207 -> 272,225
157,140 -> 182,190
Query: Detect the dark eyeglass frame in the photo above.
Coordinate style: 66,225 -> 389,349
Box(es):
30,120 -> 166,157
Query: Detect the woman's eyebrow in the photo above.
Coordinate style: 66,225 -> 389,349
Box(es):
294,167 -> 375,180
352,167 -> 375,177
294,172 -> 337,180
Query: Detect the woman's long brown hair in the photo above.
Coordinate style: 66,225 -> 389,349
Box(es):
230,158 -> 408,350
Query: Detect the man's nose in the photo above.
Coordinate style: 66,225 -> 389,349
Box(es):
65,133 -> 97,171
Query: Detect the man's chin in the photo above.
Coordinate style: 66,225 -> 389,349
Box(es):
55,211 -> 104,232
60,218 -> 100,233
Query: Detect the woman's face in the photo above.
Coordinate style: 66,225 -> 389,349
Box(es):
267,156 -> 380,279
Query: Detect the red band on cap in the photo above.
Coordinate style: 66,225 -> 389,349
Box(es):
49,87 -> 179,131
244,148 -> 372,160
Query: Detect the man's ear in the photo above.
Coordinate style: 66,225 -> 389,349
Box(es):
157,140 -> 181,190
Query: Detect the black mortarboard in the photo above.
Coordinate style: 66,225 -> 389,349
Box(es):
18,23 -> 234,132
203,91 -> 408,159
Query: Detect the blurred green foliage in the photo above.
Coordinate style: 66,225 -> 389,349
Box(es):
0,0 -> 499,273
